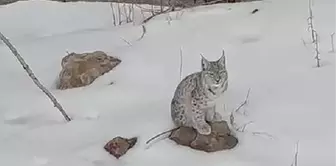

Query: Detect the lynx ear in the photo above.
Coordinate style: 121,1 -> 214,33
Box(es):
201,54 -> 210,71
218,50 -> 226,67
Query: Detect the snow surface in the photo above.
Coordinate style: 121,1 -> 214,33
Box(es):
0,0 -> 335,166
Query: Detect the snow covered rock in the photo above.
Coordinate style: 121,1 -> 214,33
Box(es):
104,136 -> 137,159
169,121 -> 238,152
56,51 -> 121,90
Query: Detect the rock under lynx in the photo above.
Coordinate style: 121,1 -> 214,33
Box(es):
171,51 -> 228,135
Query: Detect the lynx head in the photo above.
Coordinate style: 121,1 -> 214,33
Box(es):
201,50 -> 228,95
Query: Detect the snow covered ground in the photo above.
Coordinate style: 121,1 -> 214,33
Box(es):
0,0 -> 335,166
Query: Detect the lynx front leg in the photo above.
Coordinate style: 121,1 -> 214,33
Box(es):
191,109 -> 211,135
206,106 -> 223,122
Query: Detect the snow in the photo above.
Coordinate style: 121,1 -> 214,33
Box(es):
0,0 -> 335,165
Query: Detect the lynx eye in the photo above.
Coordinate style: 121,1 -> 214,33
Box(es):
207,73 -> 215,77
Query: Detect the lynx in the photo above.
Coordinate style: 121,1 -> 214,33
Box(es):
171,51 -> 228,135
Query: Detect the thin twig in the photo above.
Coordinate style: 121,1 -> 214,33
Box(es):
291,141 -> 300,166
137,25 -> 147,41
135,4 -> 162,13
234,88 -> 251,114
0,32 -> 71,122
329,32 -> 335,53
176,10 -> 185,19
307,0 -> 320,67
117,0 -> 122,25
301,38 -> 307,48
236,121 -> 254,132
160,0 -> 164,12
120,37 -> 132,46
142,7 -> 174,24
131,1 -> 135,25
181,0 -> 228,8
110,2 -> 116,26
124,4 -> 131,23
230,88 -> 251,131
179,47 -> 183,80
151,0 -> 155,15
252,131 -> 275,140
166,13 -> 172,25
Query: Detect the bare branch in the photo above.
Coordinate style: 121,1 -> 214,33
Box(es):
109,2 -> 116,26
131,1 -> 135,25
135,4 -> 162,13
179,47 -> 183,80
307,0 -> 321,67
179,0 -> 229,8
117,0 -> 122,25
142,7 -> 174,24
151,0 -> 155,15
229,88 -> 251,131
166,13 -> 172,25
140,0 -> 216,24
175,10 -> 185,20
125,4 -> 131,23
119,37 -> 132,46
252,131 -> 275,140
110,1 -> 136,26
160,0 -> 164,12
234,88 -> 251,115
291,141 -> 300,166
227,89 -> 277,140
110,2 -> 117,26
139,7 -> 146,23
0,32 -> 71,122
236,121 -> 254,132
301,38 -> 310,49
329,32 -> 335,53
137,25 -> 147,41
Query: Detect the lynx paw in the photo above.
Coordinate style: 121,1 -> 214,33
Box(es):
206,110 -> 223,123
195,123 -> 212,135
212,112 -> 223,122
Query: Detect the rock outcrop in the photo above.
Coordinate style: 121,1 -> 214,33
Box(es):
56,51 -> 121,90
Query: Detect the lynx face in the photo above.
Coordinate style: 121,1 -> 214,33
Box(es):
200,51 -> 228,95
203,70 -> 228,87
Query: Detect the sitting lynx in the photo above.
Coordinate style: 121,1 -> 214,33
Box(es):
171,50 -> 228,135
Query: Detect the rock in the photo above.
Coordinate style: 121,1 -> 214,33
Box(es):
169,121 -> 238,152
56,51 -> 121,90
169,127 -> 197,146
104,136 -> 137,159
